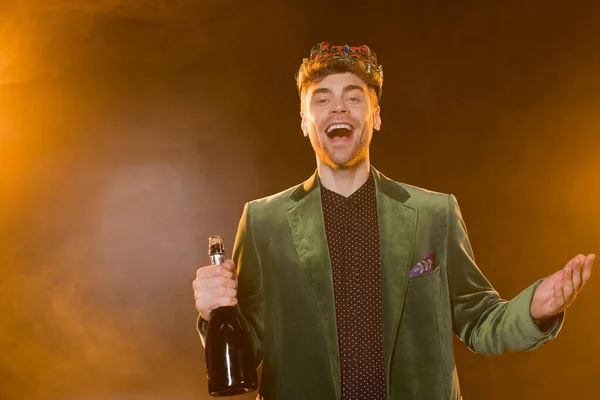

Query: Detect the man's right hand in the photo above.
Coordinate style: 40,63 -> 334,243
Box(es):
193,259 -> 238,321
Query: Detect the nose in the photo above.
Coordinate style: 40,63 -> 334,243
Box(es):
330,97 -> 349,114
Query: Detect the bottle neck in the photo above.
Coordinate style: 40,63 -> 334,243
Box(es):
210,254 -> 224,265
211,305 -> 238,320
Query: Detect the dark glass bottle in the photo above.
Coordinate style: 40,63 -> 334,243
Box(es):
205,235 -> 258,397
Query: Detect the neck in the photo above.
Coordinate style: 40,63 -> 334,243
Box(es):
317,156 -> 371,197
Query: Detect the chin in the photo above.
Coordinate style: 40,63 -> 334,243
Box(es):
327,156 -> 364,170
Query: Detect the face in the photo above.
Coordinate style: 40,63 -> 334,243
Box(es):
301,72 -> 381,170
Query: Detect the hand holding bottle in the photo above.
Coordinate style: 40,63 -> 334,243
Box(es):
195,236 -> 258,396
193,259 -> 238,321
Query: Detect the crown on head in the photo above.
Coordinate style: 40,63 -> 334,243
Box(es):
298,42 -> 383,98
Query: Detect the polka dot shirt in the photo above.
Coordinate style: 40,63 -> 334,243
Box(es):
321,174 -> 386,400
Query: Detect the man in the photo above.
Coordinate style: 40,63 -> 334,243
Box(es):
193,42 -> 595,399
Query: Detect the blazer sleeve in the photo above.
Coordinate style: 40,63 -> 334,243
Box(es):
197,202 -> 264,367
445,194 -> 564,355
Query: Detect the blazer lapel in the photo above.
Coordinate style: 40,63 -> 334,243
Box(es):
373,169 -> 417,384
287,171 -> 341,399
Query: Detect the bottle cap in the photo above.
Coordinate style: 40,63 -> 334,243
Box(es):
208,235 -> 225,256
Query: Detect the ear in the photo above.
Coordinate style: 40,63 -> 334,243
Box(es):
373,106 -> 382,131
300,112 -> 308,137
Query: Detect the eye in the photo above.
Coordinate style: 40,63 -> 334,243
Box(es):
315,98 -> 329,104
347,97 -> 361,103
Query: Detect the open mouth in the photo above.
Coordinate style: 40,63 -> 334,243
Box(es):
326,123 -> 353,139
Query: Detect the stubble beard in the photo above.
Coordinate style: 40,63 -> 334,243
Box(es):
321,126 -> 370,170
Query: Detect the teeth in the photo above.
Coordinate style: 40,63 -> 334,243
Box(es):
326,123 -> 352,133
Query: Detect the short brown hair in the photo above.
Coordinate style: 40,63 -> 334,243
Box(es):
296,58 -> 382,111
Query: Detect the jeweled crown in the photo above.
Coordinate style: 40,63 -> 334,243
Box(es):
298,42 -> 383,98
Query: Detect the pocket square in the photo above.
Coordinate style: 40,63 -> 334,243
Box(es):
410,250 -> 436,277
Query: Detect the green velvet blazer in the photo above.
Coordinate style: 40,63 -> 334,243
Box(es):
199,167 -> 562,399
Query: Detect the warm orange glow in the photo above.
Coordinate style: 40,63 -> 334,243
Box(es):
1,2 -> 598,399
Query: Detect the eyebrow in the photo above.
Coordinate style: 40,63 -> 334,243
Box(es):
342,85 -> 366,94
311,85 -> 366,96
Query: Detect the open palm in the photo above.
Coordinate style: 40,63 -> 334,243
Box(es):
530,253 -> 595,322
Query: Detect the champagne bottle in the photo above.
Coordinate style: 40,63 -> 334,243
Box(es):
205,235 -> 258,397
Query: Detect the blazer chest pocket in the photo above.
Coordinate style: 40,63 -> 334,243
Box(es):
405,266 -> 442,309
407,264 -> 442,286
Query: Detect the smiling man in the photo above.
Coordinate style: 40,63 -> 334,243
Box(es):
193,42 -> 595,399
300,71 -> 380,196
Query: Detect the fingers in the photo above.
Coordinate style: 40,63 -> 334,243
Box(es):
192,276 -> 237,296
194,290 -> 238,319
193,286 -> 238,304
222,259 -> 238,280
196,263 -> 234,279
193,261 -> 239,320
193,275 -> 237,291
582,253 -> 595,283
562,258 -> 576,302
571,257 -> 583,290
560,253 -> 595,309
567,253 -> 594,291
553,281 -> 565,310
221,259 -> 236,272
193,285 -> 238,320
